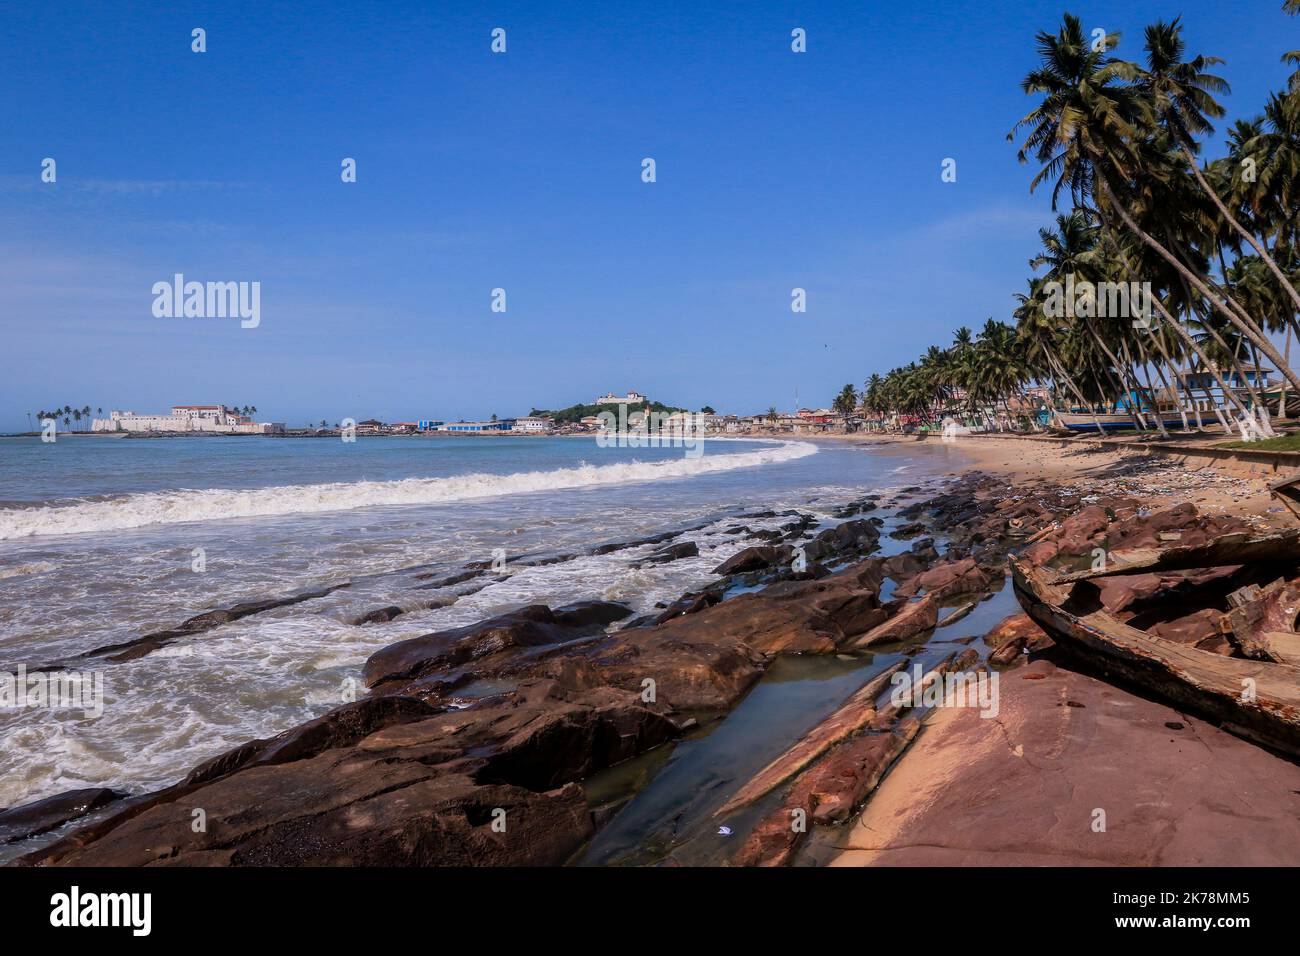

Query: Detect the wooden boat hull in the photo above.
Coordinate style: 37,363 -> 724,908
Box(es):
1055,411 -> 1186,432
1009,553 -> 1300,756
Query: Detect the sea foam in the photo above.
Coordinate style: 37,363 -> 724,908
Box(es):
0,441 -> 818,540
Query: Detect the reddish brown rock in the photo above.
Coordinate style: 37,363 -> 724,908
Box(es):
658,559 -> 888,656
1104,504 -> 1251,554
852,595 -> 937,648
894,557 -> 992,601
183,696 -> 441,787
1095,573 -> 1165,613
1052,505 -> 1110,556
881,550 -> 927,582
19,681 -> 678,867
806,719 -> 921,825
1020,538 -> 1061,566
830,660 -> 1300,866
502,559 -> 893,711
984,612 -> 1052,651
364,602 -> 630,692
1148,608 -> 1230,652
732,719 -> 921,865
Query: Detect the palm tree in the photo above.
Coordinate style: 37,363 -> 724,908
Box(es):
863,374 -> 886,430
1009,14 -> 1300,397
1140,19 -> 1300,317
832,384 -> 857,425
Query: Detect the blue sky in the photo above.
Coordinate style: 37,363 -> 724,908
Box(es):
2,0 -> 1296,430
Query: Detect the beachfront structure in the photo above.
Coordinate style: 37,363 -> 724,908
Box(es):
439,420 -> 513,433
661,411 -> 705,434
595,390 -> 646,405
417,419 -> 444,432
1177,364 -> 1273,413
92,406 -> 284,435
511,416 -> 554,433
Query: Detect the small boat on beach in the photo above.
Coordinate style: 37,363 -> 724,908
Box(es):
1009,535 -> 1300,757
1054,410 -> 1187,432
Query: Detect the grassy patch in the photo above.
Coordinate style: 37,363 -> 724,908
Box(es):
1221,432 -> 1300,451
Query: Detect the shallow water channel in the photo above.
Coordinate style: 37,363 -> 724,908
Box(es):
577,503 -> 1020,866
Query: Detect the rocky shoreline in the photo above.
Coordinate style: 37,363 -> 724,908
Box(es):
4,453 -> 1295,866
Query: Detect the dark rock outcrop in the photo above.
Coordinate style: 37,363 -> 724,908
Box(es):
712,545 -> 792,576
0,788 -> 125,845
364,602 -> 631,692
18,681 -> 680,867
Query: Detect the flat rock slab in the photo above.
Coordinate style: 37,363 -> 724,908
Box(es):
830,661 -> 1300,866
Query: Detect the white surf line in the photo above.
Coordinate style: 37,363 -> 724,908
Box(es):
0,442 -> 819,540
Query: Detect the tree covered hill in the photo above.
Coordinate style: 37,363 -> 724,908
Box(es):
531,398 -> 690,424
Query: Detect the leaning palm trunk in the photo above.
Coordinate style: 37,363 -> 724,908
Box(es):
1144,330 -> 1193,430
1280,327 -> 1293,419
1082,319 -> 1147,429
1121,337 -> 1169,437
1098,178 -> 1300,396
1150,358 -> 1190,431
1194,316 -> 1275,434
1043,343 -> 1107,432
1178,143 -> 1300,319
1149,294 -> 1255,428
1128,340 -> 1171,437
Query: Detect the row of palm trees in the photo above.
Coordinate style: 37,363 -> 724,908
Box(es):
34,405 -> 100,431
863,9 -> 1300,438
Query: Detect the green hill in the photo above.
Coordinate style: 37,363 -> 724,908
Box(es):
531,399 -> 689,424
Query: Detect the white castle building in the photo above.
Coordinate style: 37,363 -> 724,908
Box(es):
595,390 -> 646,405
92,405 -> 284,435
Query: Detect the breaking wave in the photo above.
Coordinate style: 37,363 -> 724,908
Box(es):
0,441 -> 818,540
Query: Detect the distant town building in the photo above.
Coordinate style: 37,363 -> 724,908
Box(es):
595,390 -> 646,406
438,420 -> 513,433
417,420 -> 444,432
511,416 -> 554,433
92,405 -> 283,435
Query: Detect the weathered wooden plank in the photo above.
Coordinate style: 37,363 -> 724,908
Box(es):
1011,554 -> 1300,757
1053,529 -> 1300,583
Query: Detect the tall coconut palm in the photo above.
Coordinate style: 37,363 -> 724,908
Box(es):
832,384 -> 857,423
1140,19 -> 1300,317
1009,14 -> 1300,397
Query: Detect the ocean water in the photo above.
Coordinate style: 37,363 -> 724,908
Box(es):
0,434 -> 973,816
